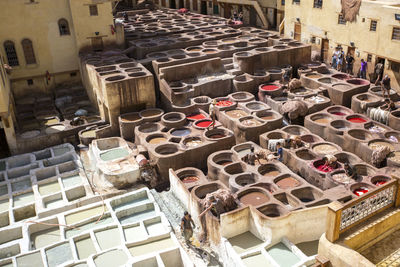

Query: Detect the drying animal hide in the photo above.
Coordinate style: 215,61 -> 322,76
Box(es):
288,79 -> 302,91
371,146 -> 391,167
341,0 -> 362,22
200,189 -> 237,214
281,100 -> 308,120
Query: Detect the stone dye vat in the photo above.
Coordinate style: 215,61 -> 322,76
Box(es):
13,85 -> 104,154
304,105 -> 400,167
89,137 -> 140,189
133,110 -> 235,180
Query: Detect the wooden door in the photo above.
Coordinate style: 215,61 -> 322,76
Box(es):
91,37 -> 103,51
294,23 -> 301,41
321,39 -> 329,63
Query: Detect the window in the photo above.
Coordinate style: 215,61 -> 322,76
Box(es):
27,79 -> 33,85
390,61 -> 400,72
367,54 -> 372,62
58,19 -> 70,35
281,0 -> 285,5
192,0 -> 197,10
208,1 -> 212,8
338,14 -> 346,25
313,0 -> 322,8
3,41 -> 19,66
213,4 -> 219,14
89,5 -> 98,16
21,39 -> 36,65
293,0 -> 300,4
310,36 -> 316,43
70,72 -> 77,77
392,27 -> 400,40
370,20 -> 377,31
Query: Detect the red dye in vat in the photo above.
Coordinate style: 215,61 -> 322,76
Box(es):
316,164 -> 335,173
216,100 -> 233,107
196,120 -> 213,128
374,180 -> 387,186
261,84 -> 279,91
353,187 -> 369,196
348,117 -> 367,123
187,113 -> 206,120
331,112 -> 346,116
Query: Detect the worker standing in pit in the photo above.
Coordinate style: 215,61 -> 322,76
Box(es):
208,99 -> 217,130
181,211 -> 195,245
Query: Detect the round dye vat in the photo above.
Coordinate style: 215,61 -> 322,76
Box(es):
314,118 -> 331,124
181,176 -> 199,183
261,84 -> 279,91
171,128 -> 191,137
263,170 -> 280,177
240,192 -> 269,206
148,137 -> 167,144
260,115 -> 274,120
369,141 -> 394,151
226,109 -> 248,119
208,134 -> 226,139
373,180 -> 387,186
313,144 -> 338,154
195,120 -> 213,128
121,113 -> 140,122
347,117 -> 367,123
353,187 -> 369,196
217,160 -> 232,166
275,177 -> 300,189
185,139 -> 203,147
216,100 -> 233,107
81,130 -> 96,138
187,113 -> 206,120
306,73 -> 322,79
330,111 -> 347,116
332,173 -> 352,184
241,119 -> 262,127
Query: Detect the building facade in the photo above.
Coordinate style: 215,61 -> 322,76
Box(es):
0,0 -> 117,98
284,0 -> 400,90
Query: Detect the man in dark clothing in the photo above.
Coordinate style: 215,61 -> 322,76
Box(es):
181,211 -> 195,244
242,146 -> 259,165
345,53 -> 354,75
374,62 -> 384,84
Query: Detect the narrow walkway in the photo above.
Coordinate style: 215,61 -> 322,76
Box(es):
361,229 -> 400,265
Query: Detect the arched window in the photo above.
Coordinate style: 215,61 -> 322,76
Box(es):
21,39 -> 36,65
3,41 -> 19,66
58,19 -> 70,35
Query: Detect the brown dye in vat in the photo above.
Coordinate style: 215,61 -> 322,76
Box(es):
260,116 -> 274,120
314,118 -> 331,124
226,110 -> 248,119
276,177 -> 300,189
264,170 -> 280,177
218,160 -> 232,166
241,119 -> 262,126
148,137 -> 167,144
209,134 -> 226,139
313,144 -> 338,154
121,114 -> 140,122
181,176 -> 199,183
369,141 -> 394,151
307,74 -> 322,78
240,192 -> 269,206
